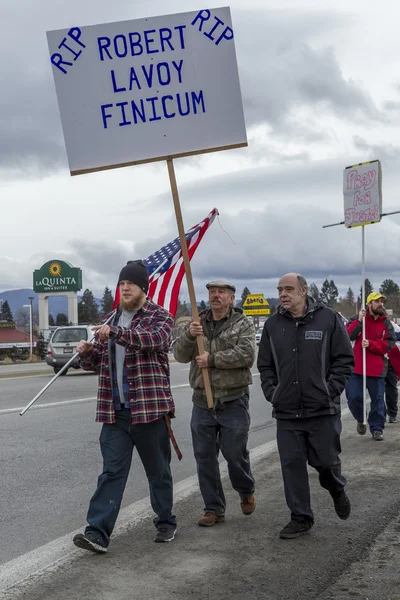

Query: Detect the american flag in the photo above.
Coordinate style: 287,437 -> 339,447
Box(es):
113,208 -> 218,316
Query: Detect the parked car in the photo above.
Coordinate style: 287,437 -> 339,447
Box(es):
46,325 -> 95,375
391,320 -> 400,343
255,327 -> 264,345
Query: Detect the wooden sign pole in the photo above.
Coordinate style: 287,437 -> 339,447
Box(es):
166,158 -> 214,409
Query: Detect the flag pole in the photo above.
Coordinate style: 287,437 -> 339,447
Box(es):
166,158 -> 214,409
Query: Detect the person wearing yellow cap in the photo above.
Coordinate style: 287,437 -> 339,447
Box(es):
346,292 -> 396,441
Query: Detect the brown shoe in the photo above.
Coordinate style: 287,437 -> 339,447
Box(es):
240,495 -> 256,515
197,512 -> 225,527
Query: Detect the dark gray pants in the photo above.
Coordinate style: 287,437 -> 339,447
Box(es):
276,415 -> 347,522
191,396 -> 255,515
385,362 -> 398,419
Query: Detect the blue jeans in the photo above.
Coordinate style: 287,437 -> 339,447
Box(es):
86,409 -> 176,546
191,396 -> 255,515
346,374 -> 385,433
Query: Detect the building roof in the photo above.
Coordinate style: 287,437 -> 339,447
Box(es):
0,329 -> 38,344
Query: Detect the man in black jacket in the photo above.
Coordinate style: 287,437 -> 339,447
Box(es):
257,273 -> 354,539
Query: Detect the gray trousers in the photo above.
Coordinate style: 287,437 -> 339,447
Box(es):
191,396 -> 255,515
276,415 -> 347,522
385,362 -> 398,419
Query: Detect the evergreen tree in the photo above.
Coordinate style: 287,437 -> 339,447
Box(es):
241,287 -> 251,306
56,313 -> 69,325
0,300 -> 13,322
329,280 -> 339,307
359,279 -> 374,303
365,279 -> 374,297
78,289 -> 99,323
309,283 -> 320,301
101,286 -> 114,317
385,293 -> 400,316
320,279 -> 339,307
199,300 -> 207,311
35,332 -> 47,360
380,279 -> 400,297
49,314 -> 55,326
345,287 -> 355,306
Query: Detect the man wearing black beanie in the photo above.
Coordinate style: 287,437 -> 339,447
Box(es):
72,260 -> 177,553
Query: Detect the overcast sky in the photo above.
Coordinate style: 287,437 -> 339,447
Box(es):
2,0 -> 400,302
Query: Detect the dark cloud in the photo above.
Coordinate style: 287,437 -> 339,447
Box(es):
353,136 -> 400,162
236,9 -> 380,130
383,101 -> 400,111
43,240 -> 134,291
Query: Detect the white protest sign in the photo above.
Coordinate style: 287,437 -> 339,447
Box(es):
343,160 -> 382,228
47,7 -> 247,176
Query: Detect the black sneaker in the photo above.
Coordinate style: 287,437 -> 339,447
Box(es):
73,531 -> 108,554
331,490 -> 351,520
154,526 -> 177,543
372,430 -> 384,441
357,422 -> 367,435
279,519 -> 313,539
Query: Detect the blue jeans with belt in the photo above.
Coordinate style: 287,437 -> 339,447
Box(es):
86,409 -> 176,546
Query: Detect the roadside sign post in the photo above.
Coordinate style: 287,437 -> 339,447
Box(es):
323,160 -> 400,425
45,7 -> 248,410
243,294 -> 270,328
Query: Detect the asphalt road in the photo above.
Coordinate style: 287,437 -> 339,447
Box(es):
0,362 -> 274,567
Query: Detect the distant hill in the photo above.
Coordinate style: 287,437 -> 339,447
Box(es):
0,289 -> 101,319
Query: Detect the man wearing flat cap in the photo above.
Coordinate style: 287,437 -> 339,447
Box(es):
173,279 -> 256,527
346,291 -> 396,441
73,260 -> 178,553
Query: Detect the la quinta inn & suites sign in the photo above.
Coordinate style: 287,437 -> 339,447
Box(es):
33,260 -> 82,293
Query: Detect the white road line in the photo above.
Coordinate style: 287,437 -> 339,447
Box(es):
0,439 -> 278,597
0,376 -> 261,416
0,373 -> 52,382
0,397 -> 98,415
0,383 -> 192,416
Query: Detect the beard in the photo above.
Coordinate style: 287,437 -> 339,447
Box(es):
120,293 -> 145,312
371,306 -> 384,316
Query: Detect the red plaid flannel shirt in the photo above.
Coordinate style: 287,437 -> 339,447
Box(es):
79,299 -> 175,424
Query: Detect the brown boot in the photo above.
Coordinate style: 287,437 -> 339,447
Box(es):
197,512 -> 225,527
240,495 -> 256,515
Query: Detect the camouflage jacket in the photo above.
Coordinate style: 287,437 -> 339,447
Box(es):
173,307 -> 256,408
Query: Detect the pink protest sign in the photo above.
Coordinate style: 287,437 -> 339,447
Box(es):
343,160 -> 382,228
